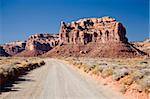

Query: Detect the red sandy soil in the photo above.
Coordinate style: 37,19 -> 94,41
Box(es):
15,49 -> 45,57
44,42 -> 146,58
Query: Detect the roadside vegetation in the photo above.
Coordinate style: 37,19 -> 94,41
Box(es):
0,57 -> 45,85
65,57 -> 150,95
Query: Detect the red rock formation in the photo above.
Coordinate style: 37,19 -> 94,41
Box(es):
131,38 -> 150,56
2,41 -> 26,56
0,46 -> 10,56
0,16 -> 147,57
0,33 -> 59,57
15,33 -> 59,57
44,17 -> 146,58
59,16 -> 128,45
144,38 -> 150,42
26,33 -> 59,51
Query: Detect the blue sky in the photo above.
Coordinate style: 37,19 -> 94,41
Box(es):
0,0 -> 149,44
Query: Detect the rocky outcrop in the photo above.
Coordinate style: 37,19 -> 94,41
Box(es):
0,33 -> 59,57
26,33 -> 59,51
59,16 -> 128,45
44,16 -> 146,58
131,38 -> 150,56
15,33 -> 59,56
144,38 -> 150,43
0,16 -> 147,58
0,46 -> 10,56
1,41 -> 26,56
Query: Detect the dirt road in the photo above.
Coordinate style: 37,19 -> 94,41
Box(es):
0,59 -> 126,99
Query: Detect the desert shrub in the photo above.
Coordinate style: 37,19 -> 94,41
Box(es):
13,62 -> 21,65
112,68 -> 129,81
26,63 -> 37,70
1,65 -> 12,77
72,61 -> 77,65
99,63 -> 107,66
0,68 -> 5,78
120,75 -> 134,86
32,63 -> 39,68
77,62 -> 83,68
0,68 -> 4,74
137,76 -> 150,92
0,58 -> 46,85
90,65 -> 96,70
81,64 -> 97,73
81,63 -> 87,68
75,62 -> 85,69
39,61 -> 45,66
18,61 -> 28,67
83,65 -> 91,73
141,69 -> 150,76
119,84 -> 127,94
76,64 -> 82,69
11,66 -> 21,75
130,70 -> 144,82
139,61 -> 148,64
0,65 -> 19,78
98,65 -> 109,73
92,65 -> 101,75
101,67 -> 113,78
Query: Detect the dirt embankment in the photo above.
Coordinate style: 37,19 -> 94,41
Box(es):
0,57 -> 45,85
64,57 -> 150,99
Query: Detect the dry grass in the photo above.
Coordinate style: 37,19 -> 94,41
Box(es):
66,57 -> 150,94
0,57 -> 45,85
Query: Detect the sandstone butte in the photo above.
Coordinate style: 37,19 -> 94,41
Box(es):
1,41 -> 26,56
15,34 -> 59,57
44,16 -> 147,58
0,16 -> 149,57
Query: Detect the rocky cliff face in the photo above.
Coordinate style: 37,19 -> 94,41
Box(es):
0,46 -> 10,56
131,38 -> 150,56
15,33 -> 59,56
44,16 -> 146,58
144,38 -> 150,43
2,41 -> 26,56
0,33 -> 59,57
59,16 -> 128,45
26,33 -> 59,51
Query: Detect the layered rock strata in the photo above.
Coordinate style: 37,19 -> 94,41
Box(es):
59,16 -> 128,45
44,16 -> 146,58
